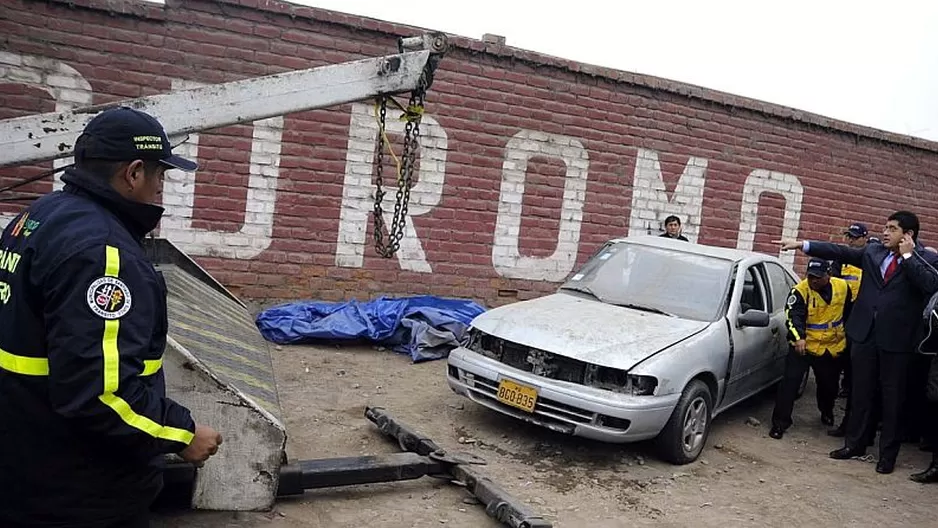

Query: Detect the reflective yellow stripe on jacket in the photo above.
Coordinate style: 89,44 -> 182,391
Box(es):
1,247 -> 164,380
794,277 -> 849,357
0,348 -> 161,377
96,245 -> 193,445
0,348 -> 49,376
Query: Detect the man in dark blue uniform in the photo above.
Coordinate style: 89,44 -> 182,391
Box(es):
828,222 -> 870,434
0,107 -> 223,527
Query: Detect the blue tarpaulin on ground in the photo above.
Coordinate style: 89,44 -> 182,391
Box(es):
254,295 -> 487,362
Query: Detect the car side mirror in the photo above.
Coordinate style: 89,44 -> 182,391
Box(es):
738,309 -> 770,328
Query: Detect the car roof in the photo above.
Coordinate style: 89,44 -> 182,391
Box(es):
607,235 -> 784,264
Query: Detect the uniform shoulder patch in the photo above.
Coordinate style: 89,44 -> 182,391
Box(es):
787,294 -> 797,307
86,276 -> 132,319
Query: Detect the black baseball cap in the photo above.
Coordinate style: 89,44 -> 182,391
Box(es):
74,106 -> 197,172
806,258 -> 831,278
844,222 -> 868,238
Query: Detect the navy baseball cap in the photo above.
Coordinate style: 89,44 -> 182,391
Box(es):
806,258 -> 831,278
74,107 -> 197,171
844,222 -> 868,238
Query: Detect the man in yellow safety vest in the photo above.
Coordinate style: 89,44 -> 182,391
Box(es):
770,258 -> 853,439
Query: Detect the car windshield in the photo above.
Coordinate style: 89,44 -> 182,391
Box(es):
559,241 -> 734,321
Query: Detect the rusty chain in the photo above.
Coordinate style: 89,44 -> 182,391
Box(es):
372,73 -> 427,258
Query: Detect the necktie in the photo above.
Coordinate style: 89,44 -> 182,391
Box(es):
884,255 -> 900,282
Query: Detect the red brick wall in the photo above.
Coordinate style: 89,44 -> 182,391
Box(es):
2,0 -> 937,307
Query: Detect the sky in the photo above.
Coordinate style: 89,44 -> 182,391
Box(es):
284,0 -> 938,142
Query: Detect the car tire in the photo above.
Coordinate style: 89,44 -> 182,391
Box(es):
657,379 -> 713,465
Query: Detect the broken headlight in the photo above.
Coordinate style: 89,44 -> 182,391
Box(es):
584,364 -> 657,396
465,327 -> 500,360
625,374 -> 658,396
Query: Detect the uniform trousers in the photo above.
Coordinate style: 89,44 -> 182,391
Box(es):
772,347 -> 840,430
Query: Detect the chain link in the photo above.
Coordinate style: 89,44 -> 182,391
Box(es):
372,72 -> 427,258
373,98 -> 390,255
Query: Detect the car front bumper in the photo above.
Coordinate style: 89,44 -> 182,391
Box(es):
446,347 -> 680,443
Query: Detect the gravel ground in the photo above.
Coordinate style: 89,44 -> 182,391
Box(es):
153,344 -> 938,528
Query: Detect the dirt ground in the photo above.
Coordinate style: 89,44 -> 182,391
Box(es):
154,344 -> 938,528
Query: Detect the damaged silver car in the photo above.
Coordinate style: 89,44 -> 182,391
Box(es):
447,235 -> 805,464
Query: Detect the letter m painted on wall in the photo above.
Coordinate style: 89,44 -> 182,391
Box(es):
628,148 -> 707,242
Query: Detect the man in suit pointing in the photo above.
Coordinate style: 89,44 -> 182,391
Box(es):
776,211 -> 938,474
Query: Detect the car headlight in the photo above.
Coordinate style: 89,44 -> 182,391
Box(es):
625,374 -> 658,396
584,364 -> 657,396
465,327 -> 499,360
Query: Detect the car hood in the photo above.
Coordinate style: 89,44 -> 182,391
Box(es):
471,292 -> 710,371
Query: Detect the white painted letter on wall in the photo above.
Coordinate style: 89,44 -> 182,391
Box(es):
736,169 -> 804,268
492,130 -> 589,282
0,52 -> 92,227
335,102 -> 447,272
159,79 -> 283,260
628,148 -> 707,242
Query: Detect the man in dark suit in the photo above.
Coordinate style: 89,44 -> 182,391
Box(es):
776,211 -> 938,474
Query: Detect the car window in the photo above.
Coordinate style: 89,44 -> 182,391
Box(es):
558,241 -> 734,321
764,262 -> 795,313
739,265 -> 766,313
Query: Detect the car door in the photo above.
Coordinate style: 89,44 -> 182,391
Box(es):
724,262 -> 778,405
763,261 -> 798,380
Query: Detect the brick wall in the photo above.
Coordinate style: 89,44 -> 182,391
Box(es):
2,0 -> 937,307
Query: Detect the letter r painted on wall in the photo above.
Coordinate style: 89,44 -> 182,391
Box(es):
335,102 -> 448,272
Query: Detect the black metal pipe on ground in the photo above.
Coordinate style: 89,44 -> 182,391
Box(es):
151,408 -> 553,528
276,453 -> 443,496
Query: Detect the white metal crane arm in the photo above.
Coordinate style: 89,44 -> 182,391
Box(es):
0,47 -> 434,169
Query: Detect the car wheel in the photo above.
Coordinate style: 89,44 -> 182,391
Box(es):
796,369 -> 809,399
658,380 -> 713,465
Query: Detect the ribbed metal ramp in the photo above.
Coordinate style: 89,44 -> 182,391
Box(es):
144,238 -> 286,511
144,238 -> 283,422
160,265 -> 283,421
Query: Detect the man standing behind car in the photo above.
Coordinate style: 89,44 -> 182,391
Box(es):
0,107 -> 222,528
776,211 -> 938,475
769,258 -> 852,439
659,215 -> 689,241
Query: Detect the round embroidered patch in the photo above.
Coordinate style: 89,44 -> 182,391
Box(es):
787,294 -> 797,306
86,276 -> 132,319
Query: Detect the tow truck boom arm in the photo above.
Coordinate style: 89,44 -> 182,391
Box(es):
0,33 -> 447,169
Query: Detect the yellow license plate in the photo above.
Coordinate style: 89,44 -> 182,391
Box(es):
497,379 -> 538,413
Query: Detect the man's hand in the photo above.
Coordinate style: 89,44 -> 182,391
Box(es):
180,424 -> 223,465
774,239 -> 803,252
900,233 -> 915,255
794,340 -> 806,355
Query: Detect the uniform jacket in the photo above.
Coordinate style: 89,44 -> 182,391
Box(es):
785,277 -> 853,356
805,239 -> 938,353
0,167 -> 195,527
839,263 -> 863,299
